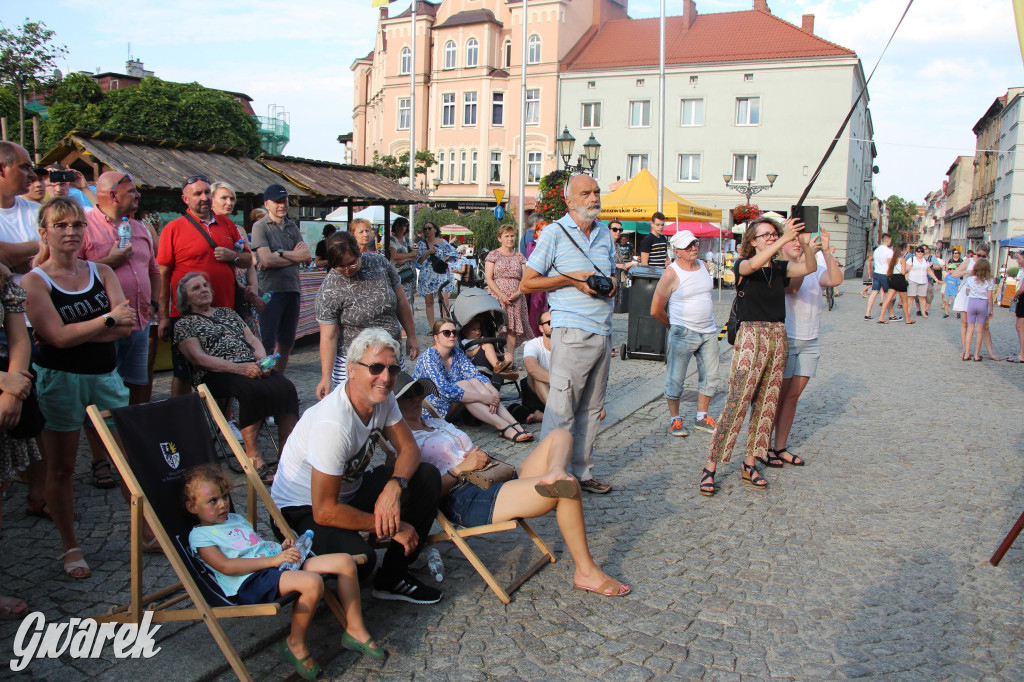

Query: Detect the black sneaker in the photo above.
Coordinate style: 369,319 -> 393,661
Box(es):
372,572 -> 442,605
916,311 -> 922,317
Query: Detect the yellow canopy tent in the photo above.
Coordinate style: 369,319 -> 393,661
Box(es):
598,169 -> 723,223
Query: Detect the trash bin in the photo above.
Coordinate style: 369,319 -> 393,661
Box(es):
622,265 -> 666,361
613,276 -> 630,314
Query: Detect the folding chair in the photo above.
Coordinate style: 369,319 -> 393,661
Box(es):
420,403 -> 556,604
86,384 -> 364,682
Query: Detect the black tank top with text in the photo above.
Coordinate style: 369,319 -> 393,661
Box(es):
32,261 -> 116,374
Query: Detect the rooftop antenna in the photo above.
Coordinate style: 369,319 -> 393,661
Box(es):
128,42 -> 132,61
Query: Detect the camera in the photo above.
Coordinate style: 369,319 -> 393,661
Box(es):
48,170 -> 76,183
586,274 -> 614,298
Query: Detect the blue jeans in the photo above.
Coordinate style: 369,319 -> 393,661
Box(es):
664,325 -> 720,400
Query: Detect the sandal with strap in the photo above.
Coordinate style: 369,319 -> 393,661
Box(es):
699,467 -> 716,496
278,639 -> 322,680
773,448 -> 805,466
59,547 -> 91,579
498,423 -> 533,443
91,460 -> 117,489
573,577 -> 631,597
755,451 -> 785,468
741,462 -> 767,489
26,497 -> 52,521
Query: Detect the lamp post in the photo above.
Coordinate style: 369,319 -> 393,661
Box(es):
400,174 -> 440,198
722,172 -> 778,204
556,127 -> 601,175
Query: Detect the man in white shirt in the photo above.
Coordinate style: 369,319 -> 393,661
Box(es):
271,328 -> 443,604
650,230 -> 720,437
0,143 -> 42,274
520,309 -> 553,422
864,235 -> 896,320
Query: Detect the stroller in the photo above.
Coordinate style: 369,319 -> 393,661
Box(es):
440,286 -> 522,399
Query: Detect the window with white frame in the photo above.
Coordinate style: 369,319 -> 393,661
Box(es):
460,151 -> 467,182
503,40 -> 512,68
438,151 -> 445,183
678,153 -> 701,182
400,47 -> 411,75
581,102 -> 601,129
491,92 -> 504,126
444,40 -> 457,69
527,34 -> 541,64
527,151 -> 542,183
626,154 -> 648,179
448,151 -> 456,182
397,97 -> 411,130
490,151 -> 502,182
628,100 -> 650,128
525,88 -> 540,125
471,150 -> 478,182
733,154 -> 757,181
680,98 -> 703,126
466,38 -> 479,67
441,93 -> 455,127
735,96 -> 760,125
464,92 -> 477,126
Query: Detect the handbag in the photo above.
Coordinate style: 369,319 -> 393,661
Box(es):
460,459 -> 515,490
429,253 -> 449,274
183,213 -> 248,314
725,274 -> 746,346
399,266 -> 416,284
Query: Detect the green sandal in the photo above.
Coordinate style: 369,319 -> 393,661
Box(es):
278,639 -> 323,680
341,631 -> 389,660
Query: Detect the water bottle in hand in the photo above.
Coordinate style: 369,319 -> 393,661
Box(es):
234,238 -> 245,252
261,290 -> 273,303
426,547 -> 444,582
257,352 -> 280,372
117,217 -> 131,250
280,530 -> 314,571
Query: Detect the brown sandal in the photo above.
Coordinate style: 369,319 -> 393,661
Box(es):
741,462 -> 767,489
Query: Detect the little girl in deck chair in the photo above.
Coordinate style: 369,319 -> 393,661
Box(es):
183,464 -> 386,680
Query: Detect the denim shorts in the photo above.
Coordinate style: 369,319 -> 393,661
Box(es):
664,325 -> 720,399
783,337 -> 820,379
871,273 -> 890,292
34,366 -> 129,432
443,476 -> 514,527
115,328 -> 150,386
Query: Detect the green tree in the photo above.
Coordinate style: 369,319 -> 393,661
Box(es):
40,72 -> 102,148
0,19 -> 66,146
884,195 -> 918,241
370,149 -> 437,183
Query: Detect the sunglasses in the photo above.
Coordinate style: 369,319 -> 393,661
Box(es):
610,228 -> 622,233
183,174 -> 211,188
355,361 -> 401,377
436,329 -> 457,338
111,173 -> 132,192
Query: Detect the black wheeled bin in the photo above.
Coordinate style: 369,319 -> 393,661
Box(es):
622,265 -> 666,361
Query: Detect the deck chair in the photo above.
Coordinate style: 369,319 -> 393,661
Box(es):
420,402 -> 556,604
86,384 -> 364,682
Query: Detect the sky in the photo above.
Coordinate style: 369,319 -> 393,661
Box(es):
3,0 -> 1021,204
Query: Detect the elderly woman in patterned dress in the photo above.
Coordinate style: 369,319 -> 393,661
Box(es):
315,231 -> 418,400
485,224 -> 533,368
174,272 -> 299,484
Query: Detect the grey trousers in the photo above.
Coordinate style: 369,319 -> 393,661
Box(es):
540,326 -> 612,481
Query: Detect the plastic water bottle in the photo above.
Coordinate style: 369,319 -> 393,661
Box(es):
280,530 -> 314,571
257,352 -> 280,371
117,217 -> 131,249
261,290 -> 273,303
234,238 -> 245,252
426,547 -> 444,582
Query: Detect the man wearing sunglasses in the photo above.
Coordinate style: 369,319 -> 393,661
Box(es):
272,328 -> 443,605
157,175 -> 253,396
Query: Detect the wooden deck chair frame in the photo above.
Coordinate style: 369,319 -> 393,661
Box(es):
420,402 -> 556,604
86,384 -> 364,682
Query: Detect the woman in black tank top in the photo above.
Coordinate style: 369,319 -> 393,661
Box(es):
21,198 -> 136,580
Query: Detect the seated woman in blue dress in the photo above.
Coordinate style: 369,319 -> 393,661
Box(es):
413,319 -> 532,443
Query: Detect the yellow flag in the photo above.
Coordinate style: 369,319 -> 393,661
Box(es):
1016,0 -> 1024,69
371,0 -> 390,7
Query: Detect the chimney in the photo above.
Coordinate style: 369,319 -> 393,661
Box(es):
801,14 -> 815,34
379,6 -> 388,20
753,0 -> 770,12
682,0 -> 697,29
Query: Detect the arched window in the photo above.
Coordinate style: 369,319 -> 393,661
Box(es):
503,40 -> 512,68
444,40 -> 457,69
399,47 -> 411,75
466,38 -> 479,68
527,34 -> 541,64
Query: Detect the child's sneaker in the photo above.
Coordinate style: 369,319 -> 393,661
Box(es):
669,417 -> 688,437
693,415 -> 716,434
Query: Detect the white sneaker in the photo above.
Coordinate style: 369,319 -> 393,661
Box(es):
228,421 -> 243,441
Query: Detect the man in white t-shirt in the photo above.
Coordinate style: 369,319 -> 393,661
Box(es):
271,328 -> 443,605
650,230 -> 720,437
0,142 -> 42,273
520,309 -> 553,422
864,234 -> 894,320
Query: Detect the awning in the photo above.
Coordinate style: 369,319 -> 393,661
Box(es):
664,222 -> 729,238
599,169 -> 723,223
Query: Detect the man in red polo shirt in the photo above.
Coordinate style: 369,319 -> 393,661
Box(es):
157,175 -> 252,396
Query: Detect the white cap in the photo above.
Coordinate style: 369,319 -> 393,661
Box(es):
760,211 -> 786,227
670,230 -> 698,250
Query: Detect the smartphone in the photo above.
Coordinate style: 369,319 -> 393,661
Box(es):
48,170 -> 76,183
790,205 -> 819,237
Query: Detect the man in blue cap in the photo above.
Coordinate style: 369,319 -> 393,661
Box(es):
250,183 -> 310,375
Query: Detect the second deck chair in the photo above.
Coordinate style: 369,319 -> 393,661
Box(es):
86,385 -> 364,682
420,402 -> 556,604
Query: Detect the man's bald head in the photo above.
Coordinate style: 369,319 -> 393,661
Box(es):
96,170 -> 139,219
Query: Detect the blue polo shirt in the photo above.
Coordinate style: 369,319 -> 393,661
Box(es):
526,214 -> 616,336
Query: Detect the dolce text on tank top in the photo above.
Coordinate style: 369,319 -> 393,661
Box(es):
31,262 -> 117,374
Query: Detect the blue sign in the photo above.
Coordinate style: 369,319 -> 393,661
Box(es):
494,205 -> 505,219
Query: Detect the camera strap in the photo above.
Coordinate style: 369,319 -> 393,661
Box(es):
555,222 -> 610,279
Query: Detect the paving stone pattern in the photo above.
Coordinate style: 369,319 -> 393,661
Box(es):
3,283 -> 1024,680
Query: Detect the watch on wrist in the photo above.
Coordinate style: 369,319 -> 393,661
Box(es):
389,476 -> 408,490
103,313 -> 116,328
276,249 -> 284,258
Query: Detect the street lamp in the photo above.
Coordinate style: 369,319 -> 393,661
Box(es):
556,126 -> 600,175
400,174 -> 439,197
722,172 -> 778,204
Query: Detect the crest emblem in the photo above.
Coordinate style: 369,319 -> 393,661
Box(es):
160,442 -> 180,469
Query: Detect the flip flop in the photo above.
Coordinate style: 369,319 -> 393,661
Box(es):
278,639 -> 323,680
0,596 -> 28,620
1007,357 -> 1024,363
573,577 -> 631,597
534,479 -> 580,498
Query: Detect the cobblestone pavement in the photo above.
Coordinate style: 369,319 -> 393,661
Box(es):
3,283 -> 1024,680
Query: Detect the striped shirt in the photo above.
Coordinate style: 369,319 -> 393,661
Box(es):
526,214 -> 616,336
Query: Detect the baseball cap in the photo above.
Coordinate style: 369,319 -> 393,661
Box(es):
264,184 -> 288,202
670,230 -> 698,250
